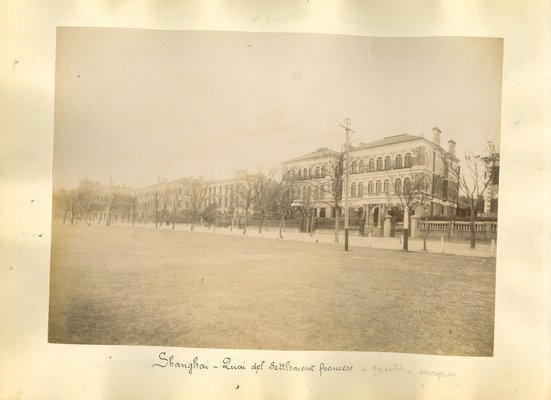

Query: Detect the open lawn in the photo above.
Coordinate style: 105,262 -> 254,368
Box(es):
48,224 -> 495,356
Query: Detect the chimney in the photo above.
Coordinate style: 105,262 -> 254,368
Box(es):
448,139 -> 456,157
432,127 -> 441,147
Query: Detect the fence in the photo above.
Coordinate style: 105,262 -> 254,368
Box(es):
415,219 -> 497,241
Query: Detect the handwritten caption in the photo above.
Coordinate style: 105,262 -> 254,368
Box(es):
151,352 -> 455,381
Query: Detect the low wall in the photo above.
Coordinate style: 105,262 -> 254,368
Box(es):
414,220 -> 497,242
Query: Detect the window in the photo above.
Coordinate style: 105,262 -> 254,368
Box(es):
351,183 -> 356,197
404,178 -> 411,194
298,169 -> 302,179
384,156 -> 391,170
405,153 -> 412,168
395,178 -> 402,194
303,168 -> 307,179
297,187 -> 302,198
375,180 -> 381,194
308,168 -> 312,178
368,181 -> 374,195
376,157 -> 383,170
315,166 -> 320,177
351,161 -> 357,174
368,159 -> 375,171
321,166 -> 326,177
320,185 -> 325,199
359,160 -> 365,173
384,179 -> 390,194
314,186 -> 320,199
358,182 -> 363,197
395,154 -> 403,169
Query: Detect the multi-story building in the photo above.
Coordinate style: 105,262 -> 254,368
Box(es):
280,127 -> 460,235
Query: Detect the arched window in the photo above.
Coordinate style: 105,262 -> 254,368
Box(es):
298,169 -> 302,179
405,153 -> 412,168
395,178 -> 402,194
315,166 -> 320,177
368,158 -> 375,171
359,160 -> 365,173
321,166 -> 326,177
358,182 -> 363,197
351,161 -> 357,174
303,168 -> 307,179
320,185 -> 325,199
375,180 -> 381,194
297,187 -> 302,198
376,157 -> 383,170
314,186 -> 320,199
307,186 -> 311,198
351,183 -> 357,197
404,177 -> 411,194
384,156 -> 391,170
368,181 -> 374,195
383,179 -> 390,194
395,154 -> 403,169
308,168 -> 312,178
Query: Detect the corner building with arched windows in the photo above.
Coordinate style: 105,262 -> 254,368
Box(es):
280,127 -> 460,236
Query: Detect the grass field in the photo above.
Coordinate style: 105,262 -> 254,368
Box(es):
48,224 -> 496,356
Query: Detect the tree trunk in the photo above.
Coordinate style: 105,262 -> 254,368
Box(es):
258,215 -> 264,234
279,213 -> 285,239
423,215 -> 428,251
334,207 -> 340,243
470,202 -> 476,249
310,211 -> 315,237
242,210 -> 248,235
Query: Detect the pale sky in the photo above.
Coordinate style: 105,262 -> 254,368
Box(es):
53,28 -> 503,189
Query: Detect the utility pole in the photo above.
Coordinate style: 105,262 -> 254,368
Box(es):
340,118 -> 354,251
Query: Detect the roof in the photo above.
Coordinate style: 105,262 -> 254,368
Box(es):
353,134 -> 423,150
281,147 -> 340,165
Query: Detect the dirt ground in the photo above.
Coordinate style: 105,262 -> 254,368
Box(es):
48,224 -> 496,356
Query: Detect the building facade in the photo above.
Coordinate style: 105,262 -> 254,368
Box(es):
280,127 -> 460,236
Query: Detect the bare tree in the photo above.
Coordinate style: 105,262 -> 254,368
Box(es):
186,177 -> 210,231
236,174 -> 258,235
53,188 -> 76,224
167,185 -> 184,229
309,150 -> 345,242
439,152 -> 462,240
274,173 -> 298,239
71,178 -> 99,225
250,170 -> 280,234
454,150 -> 493,249
396,172 -> 433,250
297,183 -> 317,236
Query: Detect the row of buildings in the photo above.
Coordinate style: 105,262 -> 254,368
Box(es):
124,126 -> 493,235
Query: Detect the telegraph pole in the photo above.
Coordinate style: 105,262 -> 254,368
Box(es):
340,118 -> 354,251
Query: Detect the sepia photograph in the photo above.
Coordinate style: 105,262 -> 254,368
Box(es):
48,28 -> 502,356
